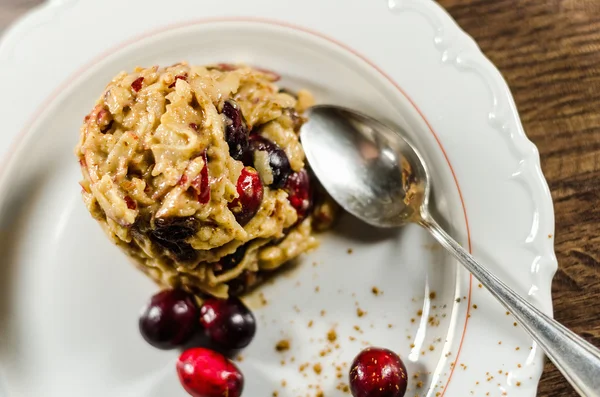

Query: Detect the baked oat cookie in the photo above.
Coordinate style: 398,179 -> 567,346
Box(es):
76,62 -> 337,298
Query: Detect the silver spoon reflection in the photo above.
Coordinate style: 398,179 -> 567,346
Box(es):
300,105 -> 600,397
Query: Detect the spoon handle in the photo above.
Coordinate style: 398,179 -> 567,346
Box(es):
420,215 -> 600,397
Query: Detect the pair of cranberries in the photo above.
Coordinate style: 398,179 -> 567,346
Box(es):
139,289 -> 255,397
139,289 -> 256,351
221,99 -> 292,189
221,100 -> 312,224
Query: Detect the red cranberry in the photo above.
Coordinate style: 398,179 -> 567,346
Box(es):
131,77 -> 144,92
228,167 -> 263,226
177,347 -> 244,397
221,100 -> 249,161
139,289 -> 199,350
200,297 -> 256,350
284,169 -> 313,222
189,151 -> 210,204
245,135 -> 292,189
349,347 -> 408,397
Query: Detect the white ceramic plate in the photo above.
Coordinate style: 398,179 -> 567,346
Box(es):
0,1 -> 557,396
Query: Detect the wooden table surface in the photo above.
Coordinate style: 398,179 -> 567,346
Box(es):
1,0 -> 599,396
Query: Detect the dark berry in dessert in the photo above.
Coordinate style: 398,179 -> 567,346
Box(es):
349,347 -> 408,397
149,217 -> 199,262
177,347 -> 244,397
139,289 -> 199,349
200,297 -> 257,349
214,245 -> 247,275
245,135 -> 292,189
221,100 -> 249,161
284,168 -> 313,222
228,167 -> 263,226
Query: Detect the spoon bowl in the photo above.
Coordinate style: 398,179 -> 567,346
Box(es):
301,104 -> 600,397
302,105 -> 429,228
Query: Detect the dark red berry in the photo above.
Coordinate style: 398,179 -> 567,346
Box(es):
149,217 -> 199,262
189,151 -> 210,204
177,347 -> 244,397
284,169 -> 313,222
245,135 -> 292,189
349,347 -> 408,397
214,245 -> 247,275
228,167 -> 263,226
221,100 -> 249,160
131,77 -> 144,92
139,289 -> 199,350
200,297 -> 256,350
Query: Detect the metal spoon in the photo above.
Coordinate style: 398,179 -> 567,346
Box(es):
300,105 -> 600,397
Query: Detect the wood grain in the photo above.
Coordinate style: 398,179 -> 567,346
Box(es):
1,0 -> 599,396
437,1 -> 600,396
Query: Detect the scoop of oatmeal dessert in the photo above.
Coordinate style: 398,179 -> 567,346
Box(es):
76,62 -> 337,298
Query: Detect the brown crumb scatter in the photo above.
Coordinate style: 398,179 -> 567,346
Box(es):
349,336 -> 356,341
320,310 -> 326,317
235,355 -> 244,362
259,292 -> 268,306
313,363 -> 322,375
308,320 -> 314,327
281,380 -> 287,387
478,283 -> 482,288
473,304 -> 478,309
299,363 -> 309,372
280,359 -> 285,366
347,248 -> 353,254
372,286 -> 381,296
290,356 -> 295,362
273,392 -> 279,397
316,391 -> 324,397
411,318 -> 416,323
410,343 -> 415,348
276,339 -> 290,352
293,305 -> 301,313
498,341 -> 502,345
327,329 -> 338,342
455,297 -> 461,303
356,307 -> 366,317
417,309 -> 423,316
315,286 -> 320,293
506,311 -> 510,315
514,322 -> 518,327
388,323 -> 393,328
429,291 -> 436,300
518,364 -> 522,368
416,381 -> 423,388
429,345 -> 435,351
